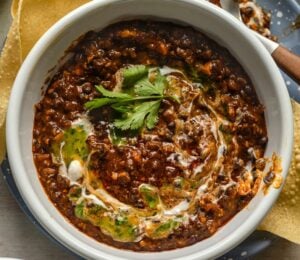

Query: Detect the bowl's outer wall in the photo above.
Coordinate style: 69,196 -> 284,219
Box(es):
6,0 -> 293,259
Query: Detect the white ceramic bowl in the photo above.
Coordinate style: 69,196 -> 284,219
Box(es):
6,0 -> 293,259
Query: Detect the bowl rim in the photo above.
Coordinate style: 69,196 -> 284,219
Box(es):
6,0 -> 294,259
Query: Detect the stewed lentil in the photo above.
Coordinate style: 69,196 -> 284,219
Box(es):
33,20 -> 269,251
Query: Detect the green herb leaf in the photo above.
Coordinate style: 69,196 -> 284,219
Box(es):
154,72 -> 167,95
145,100 -> 160,129
75,202 -> 85,219
168,95 -> 181,104
145,219 -> 181,239
153,220 -> 180,237
139,183 -> 160,209
123,65 -> 149,87
98,214 -> 139,242
84,98 -> 114,110
110,103 -> 133,113
84,65 -> 180,133
51,126 -> 89,166
134,78 -> 163,96
114,100 -> 161,130
95,85 -> 132,99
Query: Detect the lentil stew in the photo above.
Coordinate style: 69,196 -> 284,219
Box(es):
33,20 -> 269,251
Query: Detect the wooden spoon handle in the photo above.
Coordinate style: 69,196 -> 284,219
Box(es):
272,45 -> 300,85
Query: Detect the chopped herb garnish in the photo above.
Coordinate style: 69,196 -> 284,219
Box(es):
84,65 -> 179,132
146,219 -> 180,239
139,183 -> 160,209
75,202 -> 85,219
98,214 -> 139,242
51,125 -> 89,166
87,204 -> 104,215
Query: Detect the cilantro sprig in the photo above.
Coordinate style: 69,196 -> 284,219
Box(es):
84,65 -> 178,131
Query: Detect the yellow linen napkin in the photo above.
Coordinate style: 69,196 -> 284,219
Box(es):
0,0 -> 21,162
0,0 -> 300,245
260,100 -> 300,243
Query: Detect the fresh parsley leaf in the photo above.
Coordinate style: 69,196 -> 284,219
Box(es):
111,103 -> 133,113
134,71 -> 167,97
84,98 -> 114,110
114,100 -> 161,130
145,100 -> 160,129
153,72 -> 167,95
85,85 -> 132,110
123,65 -> 148,87
84,65 -> 180,133
95,85 -> 132,99
168,95 -> 181,104
134,77 -> 163,96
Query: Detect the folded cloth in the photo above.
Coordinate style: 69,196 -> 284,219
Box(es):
259,100 -> 300,244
